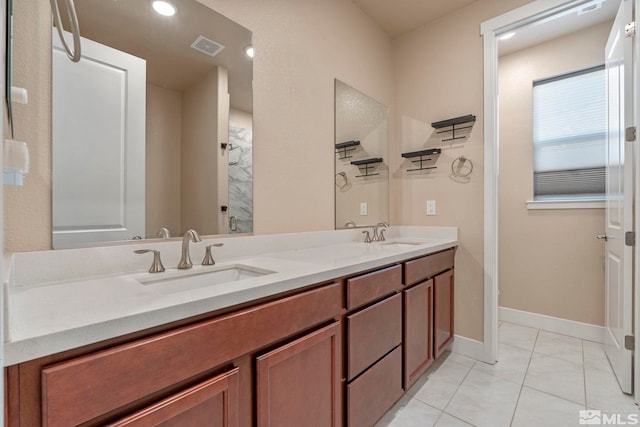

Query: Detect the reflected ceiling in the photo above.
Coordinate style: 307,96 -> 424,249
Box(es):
68,0 -> 253,112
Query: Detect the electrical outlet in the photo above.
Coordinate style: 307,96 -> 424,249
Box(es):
426,200 -> 436,216
360,202 -> 368,216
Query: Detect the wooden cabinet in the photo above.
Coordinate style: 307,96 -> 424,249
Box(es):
256,322 -> 341,427
347,293 -> 402,380
403,248 -> 455,388
5,247 -> 457,427
9,283 -> 341,427
347,346 -> 403,427
106,368 -> 240,427
434,269 -> 455,358
405,248 -> 454,287
345,266 -> 404,426
403,279 -> 434,388
346,264 -> 402,309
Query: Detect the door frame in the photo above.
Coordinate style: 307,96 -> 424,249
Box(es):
480,0 -> 637,378
633,0 -> 640,404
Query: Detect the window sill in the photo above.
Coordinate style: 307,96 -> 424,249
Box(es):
526,199 -> 605,210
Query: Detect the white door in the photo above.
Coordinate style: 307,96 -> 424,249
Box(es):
604,0 -> 634,395
52,30 -> 146,248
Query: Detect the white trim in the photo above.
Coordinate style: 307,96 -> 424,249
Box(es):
451,335 -> 485,361
526,199 -> 605,209
0,0 -> 6,421
633,0 -> 640,405
482,27 -> 499,365
499,306 -> 605,343
481,0 -> 603,371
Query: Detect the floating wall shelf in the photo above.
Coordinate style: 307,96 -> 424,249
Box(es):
402,148 -> 441,172
432,114 -> 476,142
351,157 -> 383,177
335,140 -> 361,159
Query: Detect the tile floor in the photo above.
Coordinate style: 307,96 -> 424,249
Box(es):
376,322 -> 639,427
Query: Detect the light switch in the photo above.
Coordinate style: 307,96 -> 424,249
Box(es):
426,200 -> 436,216
360,202 -> 368,216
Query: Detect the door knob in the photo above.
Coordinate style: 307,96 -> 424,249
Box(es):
596,234 -> 608,241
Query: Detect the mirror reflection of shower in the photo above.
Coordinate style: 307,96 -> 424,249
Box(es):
228,113 -> 253,233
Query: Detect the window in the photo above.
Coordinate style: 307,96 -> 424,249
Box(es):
532,65 -> 606,200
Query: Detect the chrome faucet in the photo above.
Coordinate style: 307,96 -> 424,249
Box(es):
157,227 -> 170,238
344,221 -> 356,227
373,222 -> 389,242
371,226 -> 380,242
178,229 -> 202,269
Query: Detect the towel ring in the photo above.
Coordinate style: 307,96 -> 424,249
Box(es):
335,172 -> 349,188
451,156 -> 473,178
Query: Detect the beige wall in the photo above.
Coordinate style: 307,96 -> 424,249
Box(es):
393,0 -> 533,341
498,22 -> 611,326
4,0 -> 52,252
4,0 -> 393,252
229,109 -> 252,131
335,80 -> 389,227
216,69 -> 230,235
146,84 -> 182,238
204,0 -> 394,234
181,67 -> 225,235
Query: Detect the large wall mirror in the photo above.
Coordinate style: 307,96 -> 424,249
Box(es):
45,0 -> 253,248
334,80 -> 389,229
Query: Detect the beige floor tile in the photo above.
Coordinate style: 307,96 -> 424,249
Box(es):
445,369 -> 521,427
511,386 -> 585,427
524,352 -> 585,405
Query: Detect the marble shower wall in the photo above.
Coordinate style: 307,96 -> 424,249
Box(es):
228,123 -> 253,233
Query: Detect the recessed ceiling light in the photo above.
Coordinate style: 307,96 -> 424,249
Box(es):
152,0 -> 177,16
245,45 -> 254,59
499,32 -> 516,41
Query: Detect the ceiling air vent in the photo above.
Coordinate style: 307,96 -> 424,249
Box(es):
577,1 -> 603,16
190,36 -> 225,57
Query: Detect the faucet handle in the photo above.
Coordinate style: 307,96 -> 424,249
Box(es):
202,243 -> 224,266
135,249 -> 165,273
362,230 -> 372,243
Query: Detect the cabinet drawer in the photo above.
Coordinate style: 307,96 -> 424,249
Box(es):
106,368 -> 240,427
347,264 -> 401,309
404,248 -> 454,286
347,346 -> 403,427
41,283 -> 341,427
347,293 -> 402,380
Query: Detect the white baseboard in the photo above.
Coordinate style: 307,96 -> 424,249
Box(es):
499,306 -> 605,343
451,335 -> 484,361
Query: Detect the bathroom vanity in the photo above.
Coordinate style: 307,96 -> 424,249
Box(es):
3,227 -> 456,426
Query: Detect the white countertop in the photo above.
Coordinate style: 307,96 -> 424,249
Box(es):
3,226 -> 457,365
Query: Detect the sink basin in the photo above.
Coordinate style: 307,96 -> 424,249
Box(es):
380,241 -> 423,248
137,264 -> 276,293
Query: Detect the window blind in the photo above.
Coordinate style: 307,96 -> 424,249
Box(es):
532,65 -> 606,199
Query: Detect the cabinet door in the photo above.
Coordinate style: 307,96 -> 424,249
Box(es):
256,322 -> 342,427
106,368 -> 239,427
404,279 -> 433,388
434,269 -> 454,359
